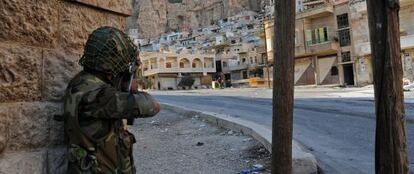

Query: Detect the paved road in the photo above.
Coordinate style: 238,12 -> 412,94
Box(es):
151,89 -> 414,174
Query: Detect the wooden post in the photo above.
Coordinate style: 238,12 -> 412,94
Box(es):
366,0 -> 409,173
272,0 -> 295,174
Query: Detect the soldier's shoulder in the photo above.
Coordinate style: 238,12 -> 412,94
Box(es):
67,71 -> 106,94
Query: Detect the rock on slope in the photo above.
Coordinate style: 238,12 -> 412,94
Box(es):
129,0 -> 268,39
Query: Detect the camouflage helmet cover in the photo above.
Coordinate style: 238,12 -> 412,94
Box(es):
80,26 -> 138,76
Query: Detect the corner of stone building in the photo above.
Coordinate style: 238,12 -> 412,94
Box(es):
0,0 -> 132,173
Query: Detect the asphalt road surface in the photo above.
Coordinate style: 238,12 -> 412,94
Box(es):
151,88 -> 414,174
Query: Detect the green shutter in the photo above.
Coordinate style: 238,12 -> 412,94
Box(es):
305,30 -> 312,45
319,28 -> 325,43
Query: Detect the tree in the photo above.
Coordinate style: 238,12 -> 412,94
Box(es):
178,75 -> 195,89
272,0 -> 296,174
366,0 -> 409,173
137,77 -> 152,89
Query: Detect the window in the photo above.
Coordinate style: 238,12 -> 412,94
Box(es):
331,67 -> 339,76
337,14 -> 349,29
180,62 -> 184,68
223,62 -> 228,67
242,71 -> 248,79
338,29 -> 351,46
166,62 -> 172,68
342,51 -> 351,62
337,13 -> 351,47
306,27 -> 329,45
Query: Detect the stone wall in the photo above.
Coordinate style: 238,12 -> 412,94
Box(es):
0,0 -> 131,173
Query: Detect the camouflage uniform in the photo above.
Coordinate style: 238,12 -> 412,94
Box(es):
64,27 -> 159,174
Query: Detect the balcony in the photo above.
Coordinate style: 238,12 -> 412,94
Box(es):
308,41 -> 339,55
401,0 -> 414,7
229,63 -> 248,71
143,67 -> 216,76
356,34 -> 414,56
296,3 -> 334,19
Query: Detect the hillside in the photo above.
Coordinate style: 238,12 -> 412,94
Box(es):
128,0 -> 268,39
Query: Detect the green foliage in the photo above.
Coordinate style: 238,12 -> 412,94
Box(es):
212,43 -> 231,50
168,0 -> 183,3
137,77 -> 153,89
178,75 -> 195,89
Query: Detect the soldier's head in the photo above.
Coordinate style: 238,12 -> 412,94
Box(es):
80,26 -> 138,79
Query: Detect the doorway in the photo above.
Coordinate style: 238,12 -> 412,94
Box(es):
216,61 -> 222,73
343,64 -> 355,86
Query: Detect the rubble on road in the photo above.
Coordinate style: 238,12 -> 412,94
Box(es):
132,109 -> 271,174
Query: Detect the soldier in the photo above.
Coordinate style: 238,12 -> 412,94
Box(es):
63,26 -> 160,174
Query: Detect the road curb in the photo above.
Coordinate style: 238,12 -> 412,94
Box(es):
161,103 -> 319,174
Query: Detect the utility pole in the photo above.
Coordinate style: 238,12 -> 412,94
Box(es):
272,0 -> 295,174
366,0 -> 409,173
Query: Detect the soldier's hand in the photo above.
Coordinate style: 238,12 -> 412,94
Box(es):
121,79 -> 138,93
131,79 -> 138,93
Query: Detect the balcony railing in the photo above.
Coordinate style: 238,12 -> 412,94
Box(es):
356,34 -> 414,56
229,63 -> 249,71
143,67 -> 216,76
308,41 -> 339,54
296,3 -> 334,19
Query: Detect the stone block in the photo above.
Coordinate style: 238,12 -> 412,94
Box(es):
42,50 -> 82,101
49,107 -> 65,146
7,102 -> 62,151
70,0 -> 132,16
0,44 -> 42,102
46,147 -> 67,174
59,2 -> 128,54
0,0 -> 59,48
0,150 -> 47,174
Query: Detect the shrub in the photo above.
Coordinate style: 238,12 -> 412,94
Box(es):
137,77 -> 153,89
178,75 -> 195,89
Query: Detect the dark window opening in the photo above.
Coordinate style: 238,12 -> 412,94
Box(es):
338,29 -> 351,46
331,67 -> 339,76
342,51 -> 351,62
337,14 -> 349,29
242,71 -> 248,79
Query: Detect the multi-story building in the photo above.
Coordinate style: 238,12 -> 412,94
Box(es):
265,0 -> 343,86
264,0 -> 414,87
140,51 -> 216,90
349,0 -> 414,85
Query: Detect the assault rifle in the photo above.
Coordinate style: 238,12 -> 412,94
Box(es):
126,62 -> 137,125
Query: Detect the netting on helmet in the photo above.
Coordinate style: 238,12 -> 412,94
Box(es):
79,27 -> 138,76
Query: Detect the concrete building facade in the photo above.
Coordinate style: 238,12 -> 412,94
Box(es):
349,0 -> 414,85
140,51 -> 216,90
264,0 -> 414,87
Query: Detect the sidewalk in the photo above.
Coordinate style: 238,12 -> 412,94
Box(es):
132,109 -> 271,174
